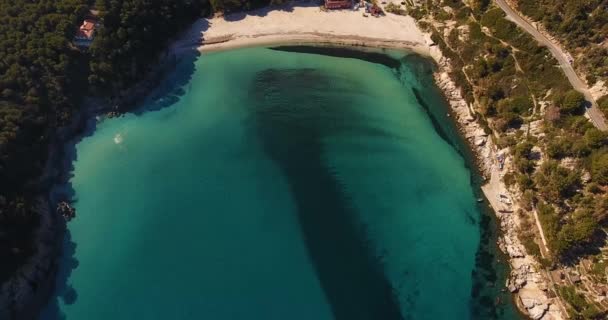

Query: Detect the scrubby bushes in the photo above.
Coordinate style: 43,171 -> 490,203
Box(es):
385,3 -> 407,15
559,285 -> 603,319
591,151 -> 608,185
558,90 -> 586,115
515,0 -> 608,86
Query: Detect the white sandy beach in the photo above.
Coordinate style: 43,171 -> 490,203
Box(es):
171,2 -> 431,56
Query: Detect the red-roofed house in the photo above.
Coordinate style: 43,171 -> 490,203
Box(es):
74,19 -> 98,47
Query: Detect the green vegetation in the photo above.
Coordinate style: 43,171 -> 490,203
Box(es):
515,0 -> 608,86
557,209 -> 598,255
560,90 -> 586,114
417,0 -> 608,263
590,258 -> 608,282
518,217 -> 541,258
559,285 -> 603,319
534,161 -> 580,202
599,96 -> 608,115
591,150 -> 608,185
0,0 -> 88,283
385,3 -> 407,16
89,0 -> 208,92
537,202 -> 561,253
414,0 -> 608,317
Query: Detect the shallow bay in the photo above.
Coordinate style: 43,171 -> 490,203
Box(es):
42,47 -> 517,320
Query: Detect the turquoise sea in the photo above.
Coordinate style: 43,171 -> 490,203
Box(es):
41,47 -> 519,320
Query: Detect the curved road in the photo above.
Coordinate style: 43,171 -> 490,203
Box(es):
494,0 -> 608,131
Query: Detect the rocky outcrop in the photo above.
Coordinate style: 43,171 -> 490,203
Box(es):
427,40 -> 493,175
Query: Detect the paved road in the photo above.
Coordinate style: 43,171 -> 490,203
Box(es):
494,0 -> 608,131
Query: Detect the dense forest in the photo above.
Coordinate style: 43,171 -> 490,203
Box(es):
0,0 -> 210,284
0,0 -> 88,283
515,0 -> 608,87
89,0 -> 208,92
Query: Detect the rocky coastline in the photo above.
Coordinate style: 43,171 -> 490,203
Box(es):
424,33 -> 565,320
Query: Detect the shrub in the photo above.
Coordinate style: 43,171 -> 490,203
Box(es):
537,202 -> 560,252
591,150 -> 608,185
480,8 -> 504,28
598,95 -> 608,115
559,285 -> 602,318
557,209 -> 598,252
560,90 -> 586,115
534,161 -> 580,202
584,128 -> 607,150
385,3 -> 406,15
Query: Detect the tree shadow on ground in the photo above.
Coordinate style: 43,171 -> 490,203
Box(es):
132,19 -> 209,114
224,0 -> 323,22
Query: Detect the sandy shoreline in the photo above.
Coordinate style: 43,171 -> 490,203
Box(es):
201,32 -> 430,56
169,4 -> 431,57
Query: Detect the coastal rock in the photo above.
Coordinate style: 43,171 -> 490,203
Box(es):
506,244 -> 524,258
521,297 -> 536,309
528,303 -> 549,320
474,128 -> 488,137
502,231 -> 525,258
475,136 -> 487,146
429,26 -> 563,320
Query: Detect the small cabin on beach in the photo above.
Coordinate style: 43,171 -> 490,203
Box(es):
325,0 -> 352,9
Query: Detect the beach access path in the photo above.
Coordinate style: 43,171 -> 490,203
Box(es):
494,0 -> 608,131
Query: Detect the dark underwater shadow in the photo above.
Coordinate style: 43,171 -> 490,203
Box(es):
38,19 -> 209,320
271,45 -> 403,69
249,68 -> 404,320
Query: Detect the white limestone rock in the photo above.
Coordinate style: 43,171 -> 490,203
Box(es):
528,303 -> 549,320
